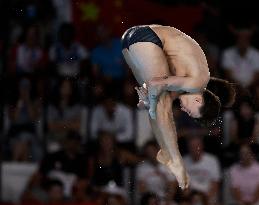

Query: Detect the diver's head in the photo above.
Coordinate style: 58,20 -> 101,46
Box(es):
179,93 -> 204,118
179,90 -> 221,126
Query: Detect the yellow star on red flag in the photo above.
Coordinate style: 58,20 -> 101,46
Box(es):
79,2 -> 100,21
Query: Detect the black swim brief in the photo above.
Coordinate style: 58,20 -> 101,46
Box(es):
121,26 -> 163,50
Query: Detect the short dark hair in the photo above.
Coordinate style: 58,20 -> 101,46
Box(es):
207,77 -> 236,107
196,89 -> 221,126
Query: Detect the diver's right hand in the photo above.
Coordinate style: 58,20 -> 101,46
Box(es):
135,86 -> 149,109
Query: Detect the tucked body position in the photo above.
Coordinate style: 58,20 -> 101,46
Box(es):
121,25 -> 235,189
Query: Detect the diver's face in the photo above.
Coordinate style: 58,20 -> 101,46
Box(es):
179,94 -> 203,118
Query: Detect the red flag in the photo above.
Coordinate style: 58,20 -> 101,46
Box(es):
72,0 -> 203,48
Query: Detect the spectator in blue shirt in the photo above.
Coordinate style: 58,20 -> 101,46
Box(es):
91,25 -> 126,82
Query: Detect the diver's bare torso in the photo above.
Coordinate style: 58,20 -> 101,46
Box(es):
149,25 -> 210,89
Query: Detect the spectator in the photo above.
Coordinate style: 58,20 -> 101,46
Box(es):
40,131 -> 87,175
49,23 -> 88,77
21,132 -> 88,204
183,136 -> 221,205
8,78 -> 36,133
229,97 -> 259,144
47,79 -> 82,148
90,94 -> 133,146
91,25 -> 126,84
136,140 -> 177,201
221,25 -> 259,88
221,96 -> 259,167
7,77 -> 42,161
12,25 -> 45,75
46,179 -> 65,205
89,131 -> 123,187
229,143 -> 259,205
39,131 -> 88,196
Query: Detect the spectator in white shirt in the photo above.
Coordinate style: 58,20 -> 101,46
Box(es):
16,25 -> 44,75
230,143 -> 259,205
90,94 -> 133,145
49,23 -> 88,77
183,136 -> 221,205
47,79 -> 82,148
221,26 -> 259,88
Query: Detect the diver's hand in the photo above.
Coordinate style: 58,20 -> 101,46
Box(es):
135,86 -> 149,109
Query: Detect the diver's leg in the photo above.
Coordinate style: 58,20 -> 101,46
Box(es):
149,92 -> 189,189
122,42 -> 189,189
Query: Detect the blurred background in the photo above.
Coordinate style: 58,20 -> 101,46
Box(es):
1,0 -> 259,205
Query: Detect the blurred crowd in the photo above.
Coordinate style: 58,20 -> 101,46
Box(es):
1,0 -> 259,205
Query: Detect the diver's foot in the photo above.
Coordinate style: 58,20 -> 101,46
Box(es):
157,150 -> 189,190
167,159 -> 190,190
